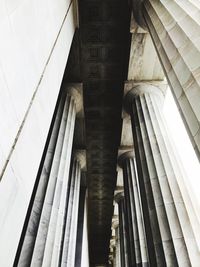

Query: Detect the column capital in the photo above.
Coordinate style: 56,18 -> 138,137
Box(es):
114,192 -> 124,204
65,83 -> 84,118
124,83 -> 163,113
118,151 -> 134,168
73,149 -> 87,171
112,217 -> 119,229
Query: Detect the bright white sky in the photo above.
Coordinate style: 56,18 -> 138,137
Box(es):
163,88 -> 200,212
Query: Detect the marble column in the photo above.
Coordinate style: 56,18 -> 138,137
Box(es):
15,87 -> 80,267
15,96 -> 66,267
60,154 -> 83,267
115,226 -> 121,267
142,0 -> 200,161
112,218 -> 121,267
74,185 -> 87,267
121,168 -> 136,267
125,83 -> 200,266
118,151 -> 149,267
115,193 -> 130,267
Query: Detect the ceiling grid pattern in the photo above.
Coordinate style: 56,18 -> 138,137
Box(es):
79,0 -> 130,264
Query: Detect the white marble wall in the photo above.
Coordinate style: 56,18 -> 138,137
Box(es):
0,0 -> 76,266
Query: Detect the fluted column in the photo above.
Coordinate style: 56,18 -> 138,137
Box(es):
15,86 -> 82,267
74,184 -> 87,267
115,226 -> 121,267
142,0 -> 200,161
15,95 -> 66,267
125,83 -> 200,266
118,151 -> 149,267
112,218 -> 121,267
60,154 -> 83,267
118,154 -> 136,267
115,193 -> 130,267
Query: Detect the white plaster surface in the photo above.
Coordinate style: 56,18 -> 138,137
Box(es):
0,1 -> 76,266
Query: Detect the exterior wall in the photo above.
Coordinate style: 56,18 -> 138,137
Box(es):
0,1 -> 76,265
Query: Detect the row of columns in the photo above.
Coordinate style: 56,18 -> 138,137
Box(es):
114,224 -> 121,267
115,83 -> 200,266
14,89 -> 87,267
118,152 -> 149,267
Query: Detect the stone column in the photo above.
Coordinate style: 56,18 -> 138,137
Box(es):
142,0 -> 200,161
115,193 -> 130,267
125,83 -> 200,266
15,86 -> 82,267
60,153 -> 84,267
15,95 -> 66,267
120,164 -> 136,267
115,226 -> 121,267
118,151 -> 149,267
112,217 -> 121,267
74,184 -> 87,267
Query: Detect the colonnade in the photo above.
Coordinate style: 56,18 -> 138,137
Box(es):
116,83 -> 200,267
114,1 -> 200,265
12,1 -> 200,266
14,87 -> 87,267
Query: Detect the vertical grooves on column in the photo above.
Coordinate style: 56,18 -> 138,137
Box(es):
30,95 -> 71,266
115,227 -> 121,267
157,0 -> 200,66
136,96 -> 172,266
64,161 -> 81,267
118,200 -> 126,267
144,0 -> 200,97
123,160 -> 137,266
143,5 -> 191,142
121,200 -> 130,267
41,97 -> 75,267
127,82 -> 200,265
74,186 -> 86,267
131,157 -> 149,266
143,0 -> 200,160
141,94 -> 183,266
124,159 -> 141,266
146,93 -> 190,263
29,95 -> 75,267
152,91 -> 200,245
16,97 -> 65,267
130,99 -> 161,266
149,93 -> 200,265
50,101 -> 76,267
68,163 -> 81,265
126,159 -> 141,265
60,159 -> 77,265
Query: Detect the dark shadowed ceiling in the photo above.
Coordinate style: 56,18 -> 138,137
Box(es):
64,0 -> 131,264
